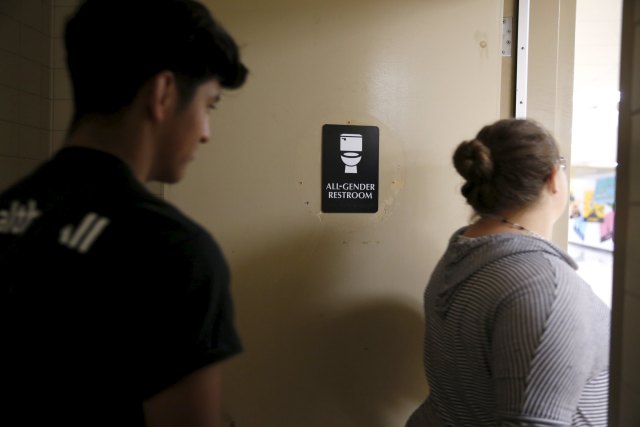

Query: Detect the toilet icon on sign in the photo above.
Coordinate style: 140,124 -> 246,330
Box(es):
340,133 -> 362,174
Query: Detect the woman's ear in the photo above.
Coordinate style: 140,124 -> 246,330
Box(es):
546,165 -> 560,194
147,71 -> 178,122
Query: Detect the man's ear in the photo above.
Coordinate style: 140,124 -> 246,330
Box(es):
147,71 -> 178,122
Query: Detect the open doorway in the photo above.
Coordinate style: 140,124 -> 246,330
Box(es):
567,0 -> 623,308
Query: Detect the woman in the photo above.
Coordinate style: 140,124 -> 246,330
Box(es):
406,119 -> 610,426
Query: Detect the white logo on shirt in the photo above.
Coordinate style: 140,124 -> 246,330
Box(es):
59,212 -> 110,254
0,200 -> 41,235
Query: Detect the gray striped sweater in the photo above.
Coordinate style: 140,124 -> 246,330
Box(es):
406,229 -> 610,427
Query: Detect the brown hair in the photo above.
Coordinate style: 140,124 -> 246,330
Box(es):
452,119 -> 560,215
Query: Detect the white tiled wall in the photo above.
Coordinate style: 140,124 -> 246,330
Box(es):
1,0 -> 165,198
50,2 -> 75,152
0,0 -> 52,192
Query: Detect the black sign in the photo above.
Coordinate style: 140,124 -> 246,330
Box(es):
322,124 -> 379,213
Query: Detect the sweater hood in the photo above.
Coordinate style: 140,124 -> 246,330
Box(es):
434,227 -> 578,316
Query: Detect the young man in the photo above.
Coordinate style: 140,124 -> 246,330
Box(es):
1,1 -> 247,425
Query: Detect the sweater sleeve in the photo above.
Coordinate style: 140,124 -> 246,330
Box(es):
491,255 -> 603,426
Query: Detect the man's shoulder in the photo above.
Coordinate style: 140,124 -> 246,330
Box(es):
0,170 -> 217,257
98,190 -> 224,265
128,196 -> 216,246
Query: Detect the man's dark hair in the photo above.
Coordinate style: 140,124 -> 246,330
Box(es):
64,0 -> 248,126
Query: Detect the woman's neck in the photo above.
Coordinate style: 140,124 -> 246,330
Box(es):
464,206 -> 556,240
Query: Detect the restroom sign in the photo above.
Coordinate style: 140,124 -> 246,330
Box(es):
322,124 -> 379,213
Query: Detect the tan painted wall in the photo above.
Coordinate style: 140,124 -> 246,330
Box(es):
167,0 -> 503,425
610,0 -> 640,423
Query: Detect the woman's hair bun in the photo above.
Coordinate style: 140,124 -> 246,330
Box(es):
453,138 -> 493,182
452,119 -> 560,214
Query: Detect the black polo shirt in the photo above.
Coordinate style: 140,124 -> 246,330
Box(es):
1,147 -> 241,425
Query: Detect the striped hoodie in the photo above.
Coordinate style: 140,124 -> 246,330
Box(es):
406,228 -> 610,427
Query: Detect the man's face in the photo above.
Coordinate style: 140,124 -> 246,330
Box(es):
154,79 -> 221,183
